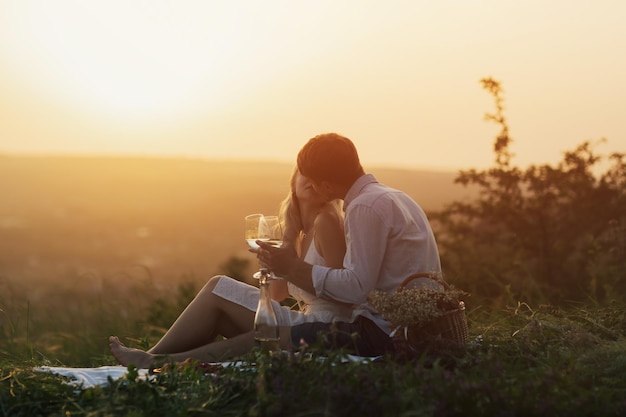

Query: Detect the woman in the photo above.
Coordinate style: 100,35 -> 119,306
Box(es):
109,169 -> 350,367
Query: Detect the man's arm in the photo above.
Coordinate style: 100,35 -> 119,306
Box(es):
258,202 -> 387,303
285,258 -> 315,294
311,204 -> 388,303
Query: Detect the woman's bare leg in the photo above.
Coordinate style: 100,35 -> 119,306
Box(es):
109,275 -> 296,367
109,327 -> 293,367
109,333 -> 254,367
146,275 -> 255,354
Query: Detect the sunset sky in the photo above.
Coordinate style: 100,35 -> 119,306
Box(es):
1,0 -> 624,171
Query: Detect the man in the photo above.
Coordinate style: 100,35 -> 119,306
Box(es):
258,133 -> 442,356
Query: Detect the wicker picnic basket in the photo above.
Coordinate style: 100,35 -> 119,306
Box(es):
390,273 -> 469,358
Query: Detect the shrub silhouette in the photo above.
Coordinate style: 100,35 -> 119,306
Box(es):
434,78 -> 626,306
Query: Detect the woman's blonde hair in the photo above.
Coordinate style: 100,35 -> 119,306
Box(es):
278,167 -> 343,252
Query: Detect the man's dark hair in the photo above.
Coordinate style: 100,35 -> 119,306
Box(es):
297,133 -> 364,185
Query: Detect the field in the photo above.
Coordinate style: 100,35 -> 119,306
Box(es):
0,155 -> 466,284
1,156 -> 625,416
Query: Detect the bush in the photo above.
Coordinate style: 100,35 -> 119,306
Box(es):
434,78 -> 626,306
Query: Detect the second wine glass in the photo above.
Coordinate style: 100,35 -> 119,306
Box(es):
254,215 -> 283,281
244,214 -> 283,281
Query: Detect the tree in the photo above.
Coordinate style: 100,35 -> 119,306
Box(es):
434,78 -> 626,306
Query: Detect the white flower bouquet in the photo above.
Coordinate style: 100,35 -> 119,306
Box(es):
369,273 -> 469,357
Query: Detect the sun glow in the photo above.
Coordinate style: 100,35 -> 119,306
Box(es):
1,0 -> 625,169
1,1 -> 263,125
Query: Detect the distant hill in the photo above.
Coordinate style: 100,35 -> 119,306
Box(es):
370,166 -> 473,212
0,156 -> 475,284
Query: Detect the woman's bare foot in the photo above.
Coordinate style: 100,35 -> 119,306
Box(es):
109,336 -> 156,369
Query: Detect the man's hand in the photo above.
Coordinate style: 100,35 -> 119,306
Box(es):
257,240 -> 316,294
256,240 -> 298,277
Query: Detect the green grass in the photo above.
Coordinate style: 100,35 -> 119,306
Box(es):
2,300 -> 625,416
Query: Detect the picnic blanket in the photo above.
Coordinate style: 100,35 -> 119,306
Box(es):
35,354 -> 380,388
35,366 -> 152,388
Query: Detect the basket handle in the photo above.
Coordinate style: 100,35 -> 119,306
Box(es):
398,272 -> 449,292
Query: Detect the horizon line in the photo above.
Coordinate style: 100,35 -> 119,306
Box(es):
0,150 -> 463,173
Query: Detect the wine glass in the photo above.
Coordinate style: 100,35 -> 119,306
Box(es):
244,214 -> 283,281
259,215 -> 283,249
255,215 -> 283,281
245,213 -> 268,282
245,213 -> 266,251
